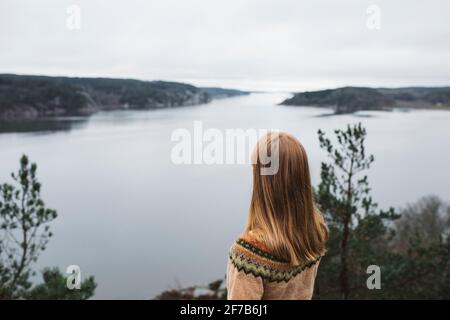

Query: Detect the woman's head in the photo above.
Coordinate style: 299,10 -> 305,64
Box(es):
247,132 -> 328,265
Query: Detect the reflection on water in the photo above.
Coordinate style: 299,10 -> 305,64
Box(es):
0,93 -> 449,299
0,117 -> 88,133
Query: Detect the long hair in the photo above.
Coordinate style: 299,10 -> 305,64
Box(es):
246,132 -> 328,265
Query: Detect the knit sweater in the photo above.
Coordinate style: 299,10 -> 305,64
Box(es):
226,232 -> 322,300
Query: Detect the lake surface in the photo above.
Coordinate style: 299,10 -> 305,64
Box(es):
0,93 -> 449,299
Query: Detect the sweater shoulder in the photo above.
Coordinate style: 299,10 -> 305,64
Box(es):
228,233 -> 321,283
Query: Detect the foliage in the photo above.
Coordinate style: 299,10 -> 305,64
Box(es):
156,279 -> 226,300
25,267 -> 96,300
384,196 -> 450,299
0,155 -> 57,298
314,123 -> 398,298
314,123 -> 450,299
0,155 -> 96,299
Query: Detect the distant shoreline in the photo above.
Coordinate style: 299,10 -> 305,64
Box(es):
280,86 -> 450,114
2,74 -> 450,121
0,74 -> 249,122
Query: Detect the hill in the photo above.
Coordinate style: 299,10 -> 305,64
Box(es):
281,86 -> 450,114
200,87 -> 249,99
0,74 -> 212,120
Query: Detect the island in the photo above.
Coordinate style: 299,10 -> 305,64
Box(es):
280,86 -> 450,114
0,74 -> 248,121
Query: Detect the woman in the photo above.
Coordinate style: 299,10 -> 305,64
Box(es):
227,132 -> 328,300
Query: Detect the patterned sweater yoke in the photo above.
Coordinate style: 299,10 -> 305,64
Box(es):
228,233 -> 322,283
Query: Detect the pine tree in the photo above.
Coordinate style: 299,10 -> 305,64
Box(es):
0,155 -> 96,299
315,123 -> 398,299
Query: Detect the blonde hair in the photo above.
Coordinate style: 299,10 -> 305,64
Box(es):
246,132 -> 328,265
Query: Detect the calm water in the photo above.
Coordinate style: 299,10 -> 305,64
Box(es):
0,93 -> 449,299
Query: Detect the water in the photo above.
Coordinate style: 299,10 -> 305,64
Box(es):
0,93 -> 449,299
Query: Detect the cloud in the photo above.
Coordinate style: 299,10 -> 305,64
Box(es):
1,0 -> 449,91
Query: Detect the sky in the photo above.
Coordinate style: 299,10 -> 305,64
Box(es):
1,0 -> 449,91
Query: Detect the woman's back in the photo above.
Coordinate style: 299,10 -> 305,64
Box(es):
227,231 -> 321,300
226,132 -> 327,300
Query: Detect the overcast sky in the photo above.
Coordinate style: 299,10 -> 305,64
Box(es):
1,0 -> 449,91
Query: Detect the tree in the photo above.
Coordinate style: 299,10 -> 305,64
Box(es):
0,155 -> 57,298
315,123 -> 398,299
0,155 -> 96,299
25,268 -> 96,300
394,195 -> 449,252
385,196 -> 450,299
